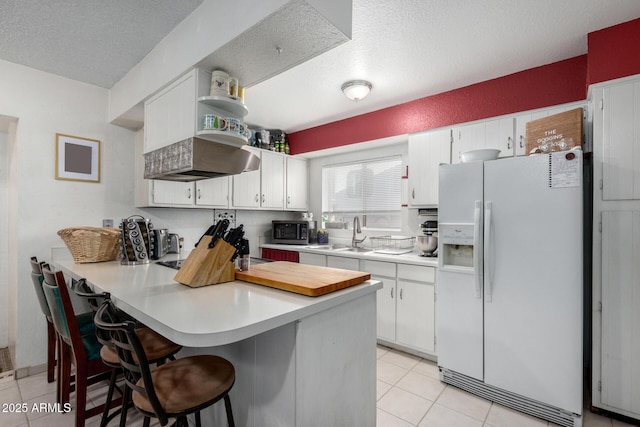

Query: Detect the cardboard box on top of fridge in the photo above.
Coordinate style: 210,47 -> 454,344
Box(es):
526,108 -> 583,155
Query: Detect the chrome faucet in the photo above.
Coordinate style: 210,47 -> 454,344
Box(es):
352,216 -> 367,248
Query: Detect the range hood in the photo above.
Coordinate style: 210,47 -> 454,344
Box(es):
144,137 -> 260,182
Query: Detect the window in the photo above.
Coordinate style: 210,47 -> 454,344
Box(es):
322,156 -> 402,230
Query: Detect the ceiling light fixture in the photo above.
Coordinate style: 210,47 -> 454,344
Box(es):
341,80 -> 372,101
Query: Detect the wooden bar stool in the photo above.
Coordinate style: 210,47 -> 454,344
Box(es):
95,300 -> 236,427
28,257 -> 57,383
29,257 -> 95,404
41,267 -> 120,427
73,279 -> 182,427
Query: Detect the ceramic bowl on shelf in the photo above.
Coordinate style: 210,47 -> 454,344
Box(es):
460,149 -> 501,162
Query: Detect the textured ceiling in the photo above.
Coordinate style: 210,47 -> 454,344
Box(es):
0,0 -> 203,88
1,0 -> 640,133
245,0 -> 640,132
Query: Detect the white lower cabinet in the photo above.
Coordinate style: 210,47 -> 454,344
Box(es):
362,259 -> 437,357
327,255 -> 359,270
396,279 -> 435,354
299,252 -> 326,267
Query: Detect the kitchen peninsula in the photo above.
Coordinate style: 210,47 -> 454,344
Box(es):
53,255 -> 381,427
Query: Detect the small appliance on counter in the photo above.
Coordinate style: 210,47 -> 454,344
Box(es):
120,215 -> 153,264
418,214 -> 438,257
168,233 -> 182,254
302,212 -> 317,244
151,229 -> 169,260
272,220 -> 314,244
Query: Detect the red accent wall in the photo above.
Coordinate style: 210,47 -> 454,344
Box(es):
587,17 -> 640,86
289,56 -> 587,154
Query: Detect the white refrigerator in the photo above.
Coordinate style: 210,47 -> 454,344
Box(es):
437,153 -> 583,427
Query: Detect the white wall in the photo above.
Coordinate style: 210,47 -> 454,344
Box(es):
307,140 -> 425,246
0,59 -> 139,369
0,130 -> 8,348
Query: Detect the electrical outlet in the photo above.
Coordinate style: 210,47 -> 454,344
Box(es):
214,210 -> 236,227
102,219 -> 114,227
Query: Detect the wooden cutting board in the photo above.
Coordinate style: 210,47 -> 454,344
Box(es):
235,261 -> 371,297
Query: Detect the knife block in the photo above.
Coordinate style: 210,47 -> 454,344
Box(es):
174,237 -> 236,287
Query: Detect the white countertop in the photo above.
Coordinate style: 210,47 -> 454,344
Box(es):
53,254 -> 381,348
260,243 -> 439,267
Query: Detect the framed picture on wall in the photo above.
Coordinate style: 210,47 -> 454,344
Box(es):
55,133 -> 101,183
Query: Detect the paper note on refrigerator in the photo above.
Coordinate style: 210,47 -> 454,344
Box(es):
549,151 -> 581,188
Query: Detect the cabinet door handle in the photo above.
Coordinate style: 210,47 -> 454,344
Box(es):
262,194 -> 265,203
287,196 -> 291,205
507,136 -> 512,150
519,135 -> 525,148
391,288 -> 394,299
400,288 -> 403,299
255,194 -> 259,202
187,188 -> 192,199
197,188 -> 201,200
412,189 -> 415,199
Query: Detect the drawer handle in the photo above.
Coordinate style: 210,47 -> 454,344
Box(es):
400,288 -> 403,299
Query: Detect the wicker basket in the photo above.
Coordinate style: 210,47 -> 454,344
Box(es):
57,227 -> 121,263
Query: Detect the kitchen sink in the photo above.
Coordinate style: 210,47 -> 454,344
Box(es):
304,245 -> 333,250
332,247 -> 373,253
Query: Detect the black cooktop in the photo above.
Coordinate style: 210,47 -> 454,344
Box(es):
156,259 -> 185,270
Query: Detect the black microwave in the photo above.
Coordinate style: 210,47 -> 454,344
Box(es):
272,220 -> 312,244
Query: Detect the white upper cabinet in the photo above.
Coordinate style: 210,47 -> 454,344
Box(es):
452,117 -> 515,162
196,177 -> 230,208
151,181 -> 195,206
232,147 -> 287,210
451,122 -> 485,164
144,70 -> 201,153
286,156 -> 309,211
485,116 -> 515,158
408,128 -> 451,207
232,148 -> 262,208
139,67 -> 308,210
600,80 -> 640,200
260,150 -> 285,209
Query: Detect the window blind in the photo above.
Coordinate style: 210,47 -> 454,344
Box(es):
322,156 -> 402,229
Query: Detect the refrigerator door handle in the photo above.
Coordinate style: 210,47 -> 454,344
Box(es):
474,200 -> 482,298
484,201 -> 493,302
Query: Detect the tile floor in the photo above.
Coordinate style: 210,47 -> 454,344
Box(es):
0,345 -> 634,426
375,345 -> 633,427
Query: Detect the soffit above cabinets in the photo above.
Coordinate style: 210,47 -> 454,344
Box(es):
112,0 -> 351,129
197,0 -> 351,89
